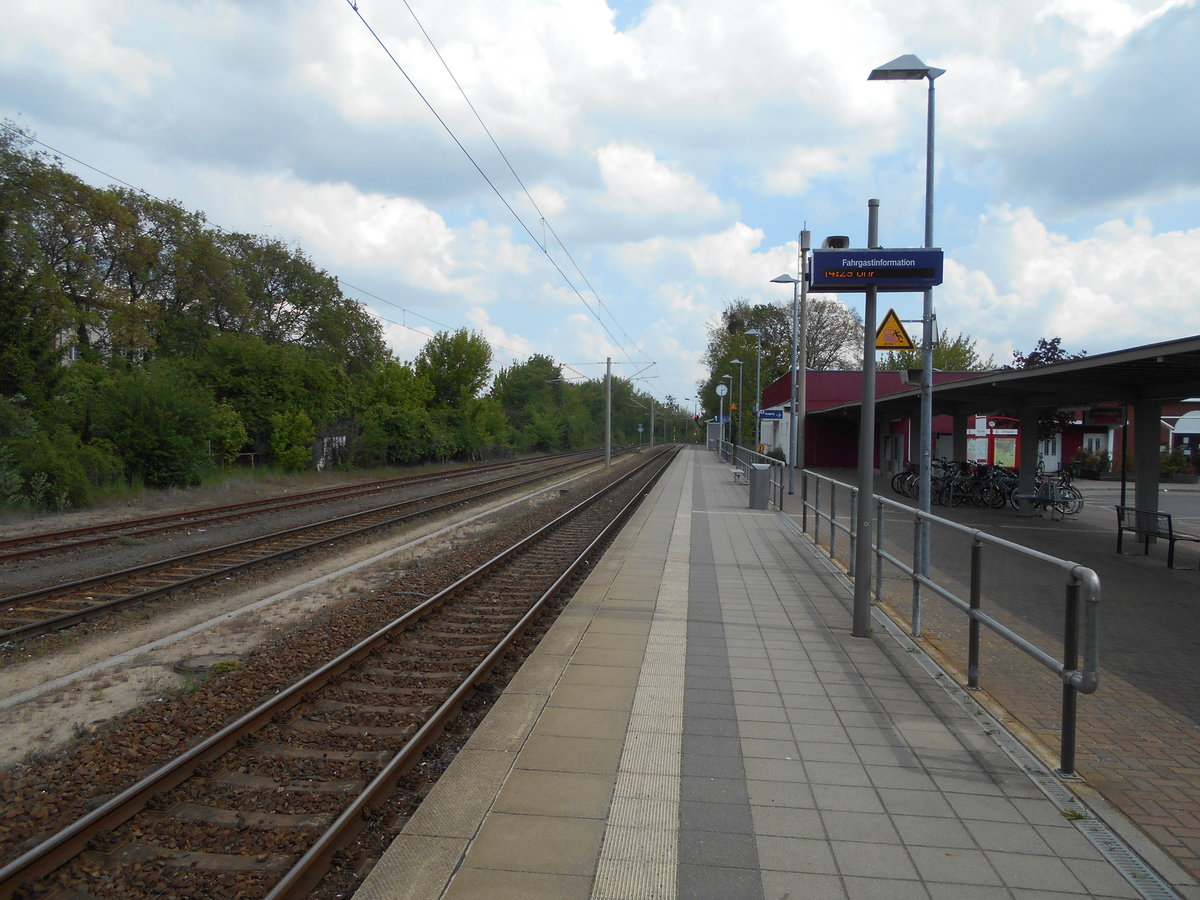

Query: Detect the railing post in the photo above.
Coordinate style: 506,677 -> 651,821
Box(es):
875,497 -> 885,602
813,478 -> 821,547
847,485 -> 855,574
1060,580 -> 1081,777
968,535 -> 982,689
801,469 -> 809,532
911,509 -> 923,637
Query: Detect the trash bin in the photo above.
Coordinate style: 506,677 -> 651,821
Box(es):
748,463 -> 771,510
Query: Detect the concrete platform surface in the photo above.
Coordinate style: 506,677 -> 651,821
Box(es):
354,446 -> 1197,900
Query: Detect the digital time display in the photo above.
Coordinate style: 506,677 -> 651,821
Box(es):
823,267 -> 937,280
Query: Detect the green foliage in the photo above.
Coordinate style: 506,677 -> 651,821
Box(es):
878,328 -> 995,372
1008,337 -> 1086,369
415,329 -> 493,406
1003,337 -> 1088,438
195,333 -> 342,447
269,407 -> 315,471
3,427 -> 122,509
211,401 -> 249,467
93,364 -> 216,488
1,122 -> 665,502
701,297 -> 863,424
1160,447 -> 1193,476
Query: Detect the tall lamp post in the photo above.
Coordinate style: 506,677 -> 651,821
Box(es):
869,54 -> 943,622
772,232 -> 809,494
730,359 -> 744,466
745,329 -> 762,453
720,374 -> 733,455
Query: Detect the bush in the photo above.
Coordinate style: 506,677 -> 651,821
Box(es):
269,407 -> 315,472
94,364 -> 216,489
1161,448 -> 1189,476
3,428 -> 123,509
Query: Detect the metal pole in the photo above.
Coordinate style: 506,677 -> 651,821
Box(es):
916,73 -> 938,604
968,536 -> 982,689
853,200 -> 880,638
754,334 -> 762,453
788,275 -> 798,495
719,391 -> 724,453
729,364 -> 739,465
604,357 -> 611,467
798,232 -> 810,477
1060,581 -> 1081,777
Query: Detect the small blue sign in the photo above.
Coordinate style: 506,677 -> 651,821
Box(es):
810,247 -> 943,293
759,409 -> 783,420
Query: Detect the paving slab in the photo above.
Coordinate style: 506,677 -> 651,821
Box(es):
356,447 -> 1195,899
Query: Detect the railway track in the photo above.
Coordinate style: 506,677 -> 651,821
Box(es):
0,452 -> 614,644
0,445 -> 677,898
0,450 -> 604,564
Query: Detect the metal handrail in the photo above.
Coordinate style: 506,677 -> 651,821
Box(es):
798,469 -> 1100,777
717,440 -> 786,510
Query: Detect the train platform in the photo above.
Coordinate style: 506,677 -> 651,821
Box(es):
355,445 -> 1194,900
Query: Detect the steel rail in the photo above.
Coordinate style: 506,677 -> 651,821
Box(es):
0,446 -> 676,896
0,450 -> 606,562
0,454 -> 607,643
267,446 -> 676,898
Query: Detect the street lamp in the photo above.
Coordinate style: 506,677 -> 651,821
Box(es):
870,53 -> 943,625
772,234 -> 809,494
745,329 -> 762,453
720,374 -> 733,454
730,359 -> 744,466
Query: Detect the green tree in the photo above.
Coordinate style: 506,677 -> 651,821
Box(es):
93,362 -> 216,488
1003,337 -> 1088,439
0,130 -> 72,405
414,329 -> 493,407
269,407 -> 315,471
700,297 -> 864,427
353,359 -> 437,466
194,333 -> 342,450
211,401 -> 249,467
491,354 -> 565,450
1007,337 -> 1086,369
878,328 -> 995,372
804,297 -> 865,370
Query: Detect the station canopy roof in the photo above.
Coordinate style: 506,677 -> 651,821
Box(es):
815,334 -> 1200,421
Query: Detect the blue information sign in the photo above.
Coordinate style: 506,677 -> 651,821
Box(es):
810,248 -> 943,293
759,409 -> 783,420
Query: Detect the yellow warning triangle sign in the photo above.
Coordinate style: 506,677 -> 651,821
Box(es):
876,308 -> 915,350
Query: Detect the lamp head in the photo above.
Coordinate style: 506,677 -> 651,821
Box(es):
770,274 -> 801,284
868,53 -> 944,81
744,328 -> 761,337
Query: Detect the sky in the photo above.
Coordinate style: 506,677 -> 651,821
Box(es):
3,0 -> 1199,409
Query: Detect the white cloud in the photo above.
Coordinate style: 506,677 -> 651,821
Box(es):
943,204 -> 1200,361
3,0 -> 168,97
596,143 -> 723,214
465,306 -> 535,364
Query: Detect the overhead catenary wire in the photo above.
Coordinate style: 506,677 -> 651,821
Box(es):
399,0 -> 641,355
345,0 -> 644,370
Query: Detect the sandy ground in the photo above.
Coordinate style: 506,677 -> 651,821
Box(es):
0,472 -> 569,771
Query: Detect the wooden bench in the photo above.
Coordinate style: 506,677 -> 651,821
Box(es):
1115,506 -> 1200,569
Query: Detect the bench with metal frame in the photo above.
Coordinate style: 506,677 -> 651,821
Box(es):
730,467 -> 747,484
1115,505 -> 1200,569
